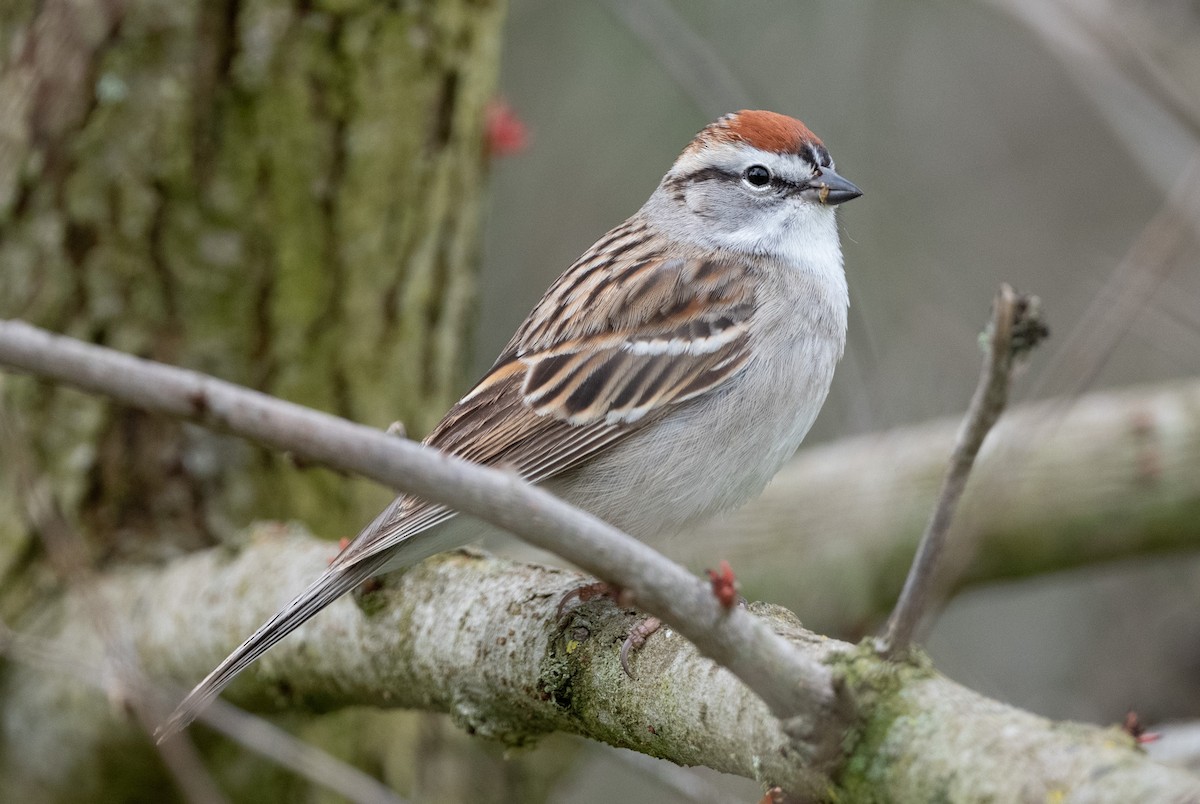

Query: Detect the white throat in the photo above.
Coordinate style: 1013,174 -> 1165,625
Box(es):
706,203 -> 849,310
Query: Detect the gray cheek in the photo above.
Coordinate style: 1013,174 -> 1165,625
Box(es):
684,184 -> 717,218
685,184 -> 769,229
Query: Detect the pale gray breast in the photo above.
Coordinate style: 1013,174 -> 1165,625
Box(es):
548,267 -> 846,542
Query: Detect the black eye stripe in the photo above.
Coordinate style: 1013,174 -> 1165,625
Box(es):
665,166 -> 734,189
667,163 -> 813,192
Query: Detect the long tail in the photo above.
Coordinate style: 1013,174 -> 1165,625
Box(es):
155,554 -> 387,742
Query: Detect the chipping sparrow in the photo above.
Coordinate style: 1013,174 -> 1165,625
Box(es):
159,109 -> 861,738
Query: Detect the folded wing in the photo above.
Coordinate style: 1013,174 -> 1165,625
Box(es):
338,245 -> 759,566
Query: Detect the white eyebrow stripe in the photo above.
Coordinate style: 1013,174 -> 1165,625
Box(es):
672,142 -> 816,186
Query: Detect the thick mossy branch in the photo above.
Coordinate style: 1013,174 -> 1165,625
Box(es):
3,526 -> 1198,801
1,525 -> 831,798
837,651 -> 1195,801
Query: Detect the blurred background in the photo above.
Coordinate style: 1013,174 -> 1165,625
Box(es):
480,0 -> 1200,799
485,0 -> 1200,429
2,0 -> 1199,800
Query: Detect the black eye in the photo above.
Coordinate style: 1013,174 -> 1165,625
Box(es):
744,165 -> 771,187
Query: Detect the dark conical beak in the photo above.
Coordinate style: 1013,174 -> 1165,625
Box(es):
805,168 -> 862,206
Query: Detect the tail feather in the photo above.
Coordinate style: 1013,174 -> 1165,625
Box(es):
157,507 -> 472,740
156,555 -> 385,742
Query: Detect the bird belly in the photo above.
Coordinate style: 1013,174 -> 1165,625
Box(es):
546,331 -> 841,543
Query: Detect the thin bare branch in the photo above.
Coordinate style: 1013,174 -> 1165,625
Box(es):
0,618 -> 407,804
3,406 -> 403,804
0,318 -> 842,757
0,408 -> 229,804
599,0 -> 750,118
878,285 -> 1048,658
1029,156 -> 1200,402
195,699 -> 409,804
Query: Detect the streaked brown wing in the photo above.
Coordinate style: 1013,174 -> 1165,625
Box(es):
518,301 -> 752,427
436,248 -> 757,466
338,233 -> 759,564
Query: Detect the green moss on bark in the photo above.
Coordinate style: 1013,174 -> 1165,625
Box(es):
0,0 -> 506,564
0,0 -> 506,798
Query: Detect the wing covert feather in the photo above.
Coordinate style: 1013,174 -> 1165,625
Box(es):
341,228 -> 760,563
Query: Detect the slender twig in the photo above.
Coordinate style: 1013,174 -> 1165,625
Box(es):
195,698 -> 409,804
0,619 -> 406,804
0,410 -> 230,804
0,407 -> 405,804
0,318 -> 838,735
1028,157 -> 1200,402
606,748 -> 740,804
599,0 -> 750,119
878,284 -> 1048,659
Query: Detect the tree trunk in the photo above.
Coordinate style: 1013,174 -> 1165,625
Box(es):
0,0 -> 509,799
0,0 -> 503,568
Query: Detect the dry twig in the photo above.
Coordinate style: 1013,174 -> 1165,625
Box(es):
878,284 -> 1048,658
0,617 -> 406,804
0,318 -> 840,752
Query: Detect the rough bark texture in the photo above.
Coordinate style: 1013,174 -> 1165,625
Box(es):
2,528 -> 823,798
0,0 -> 506,799
0,0 -> 504,574
833,649 -> 1199,802
4,525 -> 1197,802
